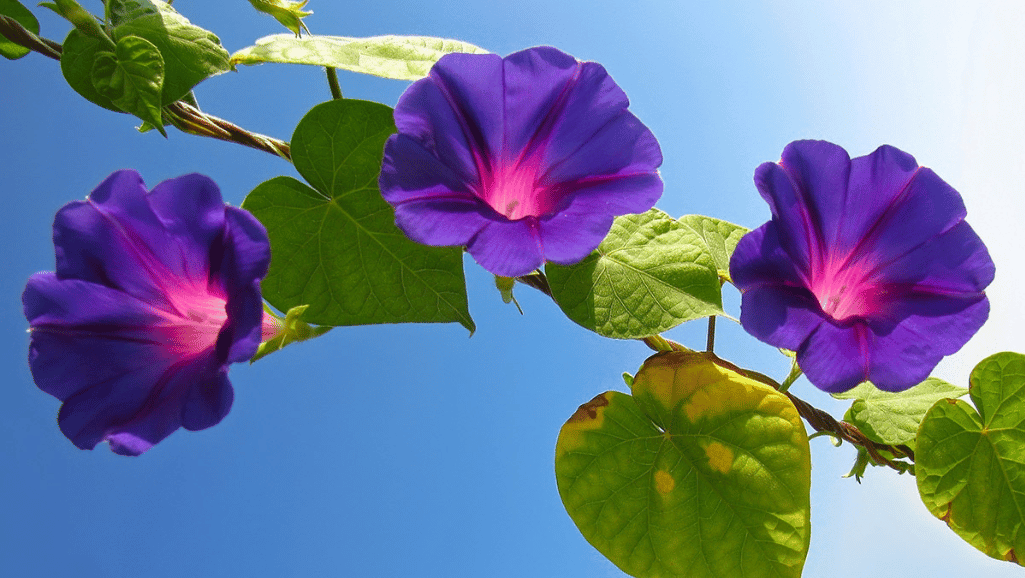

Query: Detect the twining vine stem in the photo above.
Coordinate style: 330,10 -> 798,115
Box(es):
0,15 -> 61,59
2,17 -> 914,474
0,17 -> 292,160
520,271 -> 914,473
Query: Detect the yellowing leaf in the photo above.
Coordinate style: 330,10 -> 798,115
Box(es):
556,351 -> 811,578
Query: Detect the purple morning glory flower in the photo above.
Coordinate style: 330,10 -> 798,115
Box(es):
23,170 -> 278,455
379,46 -> 664,277
730,140 -> 994,393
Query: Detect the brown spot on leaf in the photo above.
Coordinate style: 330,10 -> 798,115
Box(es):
940,503 -> 952,524
1005,549 -> 1019,564
567,393 -> 610,423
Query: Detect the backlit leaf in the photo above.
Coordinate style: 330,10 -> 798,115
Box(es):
546,209 -> 723,339
61,30 -> 122,111
230,34 -> 488,80
917,352 -> 1025,565
834,378 -> 967,450
677,214 -> 748,284
556,351 -> 811,578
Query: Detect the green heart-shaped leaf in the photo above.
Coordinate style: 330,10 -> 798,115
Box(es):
677,214 -> 748,284
546,209 -> 724,339
835,378 -> 967,450
242,99 -> 474,331
61,30 -> 122,112
90,35 -> 165,135
916,352 -> 1025,565
110,0 -> 230,104
556,351 -> 811,577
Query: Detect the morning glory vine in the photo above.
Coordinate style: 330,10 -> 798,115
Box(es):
3,1 -> 1022,575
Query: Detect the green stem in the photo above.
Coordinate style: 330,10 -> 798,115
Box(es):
326,67 -> 343,100
778,359 -> 802,394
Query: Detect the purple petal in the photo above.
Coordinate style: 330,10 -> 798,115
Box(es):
24,274 -> 170,402
44,334 -> 172,451
53,170 -> 179,310
500,47 -> 583,158
466,219 -> 545,277
866,296 -> 990,391
797,321 -> 871,393
381,134 -> 480,205
870,220 -> 995,294
217,206 -> 271,296
380,47 -> 663,276
408,52 -> 505,176
537,173 -> 662,264
391,197 -> 494,247
833,145 -> 920,256
38,328 -> 200,452
753,160 -> 817,272
25,171 -> 271,454
543,112 -> 663,186
739,287 -> 825,353
181,370 -> 234,432
736,140 -> 995,393
58,359 -> 232,456
847,167 -> 968,272
563,172 -> 664,216
147,173 -> 227,284
730,222 -> 807,291
731,224 -> 827,349
220,282 -> 264,365
537,209 -> 614,266
24,273 -> 163,335
775,140 -> 853,262
25,272 -> 237,453
214,208 -> 271,364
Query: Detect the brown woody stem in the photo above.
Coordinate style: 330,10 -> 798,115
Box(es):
0,15 -> 62,61
1,17 -> 291,160
640,336 -> 916,473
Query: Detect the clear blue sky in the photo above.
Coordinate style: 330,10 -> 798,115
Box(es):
2,1 -> 1022,577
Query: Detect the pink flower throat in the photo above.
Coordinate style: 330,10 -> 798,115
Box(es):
809,256 -> 886,322
158,283 -> 280,359
479,158 -> 558,220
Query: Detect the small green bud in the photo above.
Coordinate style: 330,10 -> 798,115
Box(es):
251,303 -> 331,362
247,0 -> 312,37
494,275 -> 523,314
